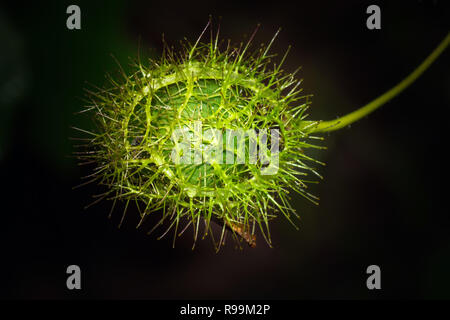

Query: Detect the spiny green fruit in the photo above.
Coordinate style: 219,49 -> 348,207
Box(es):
74,23 -> 449,251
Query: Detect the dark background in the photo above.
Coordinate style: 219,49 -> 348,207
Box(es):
0,0 -> 449,299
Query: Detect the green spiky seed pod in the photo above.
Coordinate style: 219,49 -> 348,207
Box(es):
76,26 -> 323,250
74,24 -> 449,250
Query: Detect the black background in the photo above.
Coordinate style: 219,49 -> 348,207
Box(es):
0,0 -> 449,299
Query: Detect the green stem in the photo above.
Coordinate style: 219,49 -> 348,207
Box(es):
311,32 -> 450,133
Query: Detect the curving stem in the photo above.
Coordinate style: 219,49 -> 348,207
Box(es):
309,32 -> 450,134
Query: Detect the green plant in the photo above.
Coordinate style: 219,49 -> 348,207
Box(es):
74,23 -> 449,251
